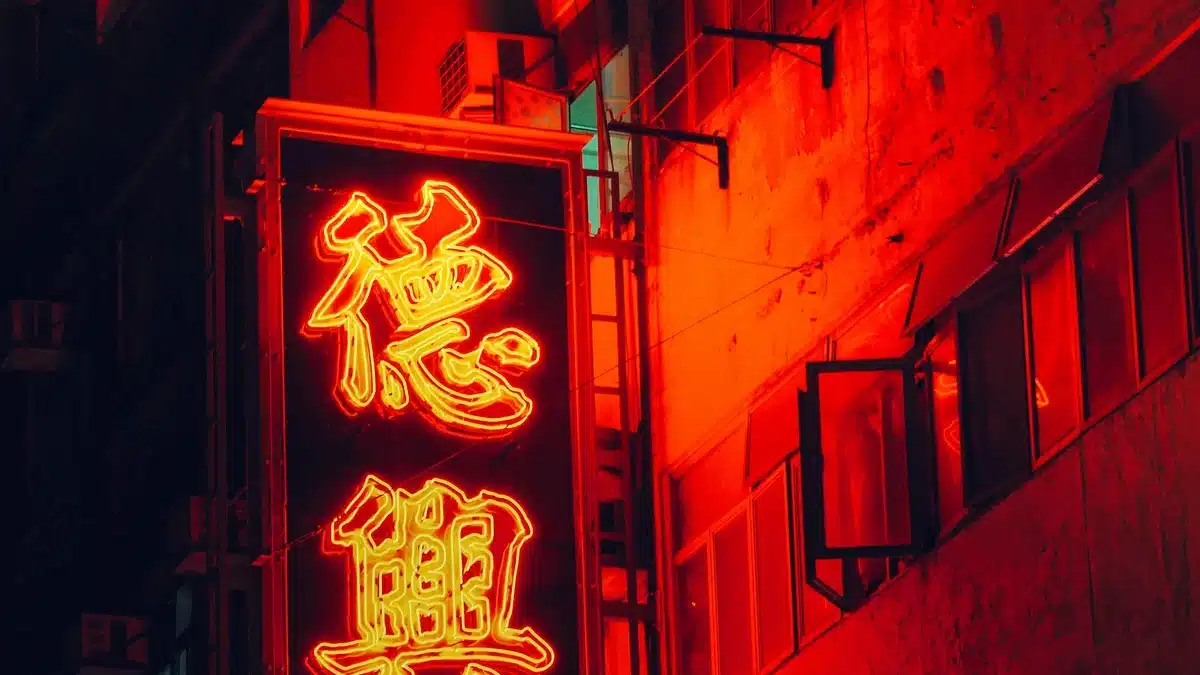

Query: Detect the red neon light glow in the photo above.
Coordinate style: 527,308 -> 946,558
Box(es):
932,359 -> 1050,409
304,180 -> 541,437
312,475 -> 555,675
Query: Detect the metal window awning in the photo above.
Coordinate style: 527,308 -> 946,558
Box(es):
902,88 -> 1128,334
903,184 -> 1009,334
1000,90 -> 1128,256
1129,24 -> 1200,160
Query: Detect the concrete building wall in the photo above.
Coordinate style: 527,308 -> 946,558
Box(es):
647,0 -> 1200,469
773,349 -> 1200,674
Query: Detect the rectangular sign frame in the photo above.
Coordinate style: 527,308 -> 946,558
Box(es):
251,98 -> 601,675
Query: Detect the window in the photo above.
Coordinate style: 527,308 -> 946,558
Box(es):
958,278 -> 1031,504
1186,134 -> 1200,337
673,450 -> 821,672
732,0 -> 772,84
1024,242 -> 1081,460
1003,98 -> 1114,255
1077,194 -> 1137,418
745,370 -> 802,485
693,0 -> 732,125
713,511 -> 753,674
1130,147 -> 1189,377
926,328 -> 965,534
674,429 -> 747,546
675,551 -> 712,674
800,357 -> 933,610
752,470 -> 796,669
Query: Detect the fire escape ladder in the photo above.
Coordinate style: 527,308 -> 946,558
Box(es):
587,168 -> 658,672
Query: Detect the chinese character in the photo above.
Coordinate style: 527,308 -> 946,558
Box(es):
311,475 -> 555,675
304,180 -> 541,437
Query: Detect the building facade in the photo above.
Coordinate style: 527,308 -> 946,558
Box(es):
6,0 -> 1200,673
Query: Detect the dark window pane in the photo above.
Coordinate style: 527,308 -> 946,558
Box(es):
693,0 -> 731,124
816,370 -> 911,549
959,278 -> 1031,503
929,331 -> 965,533
674,430 -> 748,548
713,511 -> 754,675
1131,157 -> 1188,376
1078,198 -> 1137,418
733,0 -> 771,85
753,471 -> 795,667
652,0 -> 687,164
676,551 -> 712,675
1189,137 -> 1200,332
1026,244 -> 1081,458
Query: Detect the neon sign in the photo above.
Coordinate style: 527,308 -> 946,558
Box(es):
933,359 -> 1049,452
311,475 -> 555,675
304,180 -> 541,437
932,359 -> 1050,409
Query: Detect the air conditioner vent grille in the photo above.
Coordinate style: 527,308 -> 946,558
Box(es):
438,39 -> 469,116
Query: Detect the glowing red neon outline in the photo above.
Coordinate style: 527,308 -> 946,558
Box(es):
932,359 -> 1049,408
303,180 -> 541,437
311,475 -> 555,675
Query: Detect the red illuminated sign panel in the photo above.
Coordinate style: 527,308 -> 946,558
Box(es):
304,180 -> 542,437
253,100 -> 593,675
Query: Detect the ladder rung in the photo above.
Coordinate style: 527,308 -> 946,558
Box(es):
594,385 -> 622,396
591,314 -> 619,323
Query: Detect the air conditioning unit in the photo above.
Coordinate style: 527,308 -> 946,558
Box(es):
438,31 -> 556,122
9,299 -> 68,347
80,614 -> 149,665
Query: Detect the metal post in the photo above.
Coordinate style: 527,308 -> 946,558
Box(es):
203,113 -> 230,675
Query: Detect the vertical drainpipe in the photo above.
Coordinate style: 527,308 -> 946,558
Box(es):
625,0 -> 669,673
204,113 -> 230,675
366,0 -> 378,108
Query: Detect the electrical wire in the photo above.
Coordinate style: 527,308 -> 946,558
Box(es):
257,257 -> 815,560
292,182 -> 803,271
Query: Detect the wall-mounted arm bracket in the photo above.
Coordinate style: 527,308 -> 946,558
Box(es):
701,26 -> 836,89
607,120 -> 729,189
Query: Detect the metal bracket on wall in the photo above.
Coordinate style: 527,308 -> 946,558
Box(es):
701,26 -> 836,89
607,120 -> 730,189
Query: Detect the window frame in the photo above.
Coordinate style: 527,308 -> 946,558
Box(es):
916,320 -> 970,539
1182,132 -> 1200,346
1068,189 -> 1141,424
668,462 -> 803,675
1127,141 -> 1191,384
1020,236 -> 1085,467
799,354 -> 935,610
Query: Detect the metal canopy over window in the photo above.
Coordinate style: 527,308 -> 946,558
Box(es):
905,184 -> 1011,334
1000,90 -> 1129,257
1130,27 -> 1200,160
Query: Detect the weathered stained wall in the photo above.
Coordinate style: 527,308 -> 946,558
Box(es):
647,0 -> 1200,467
772,350 -> 1200,674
